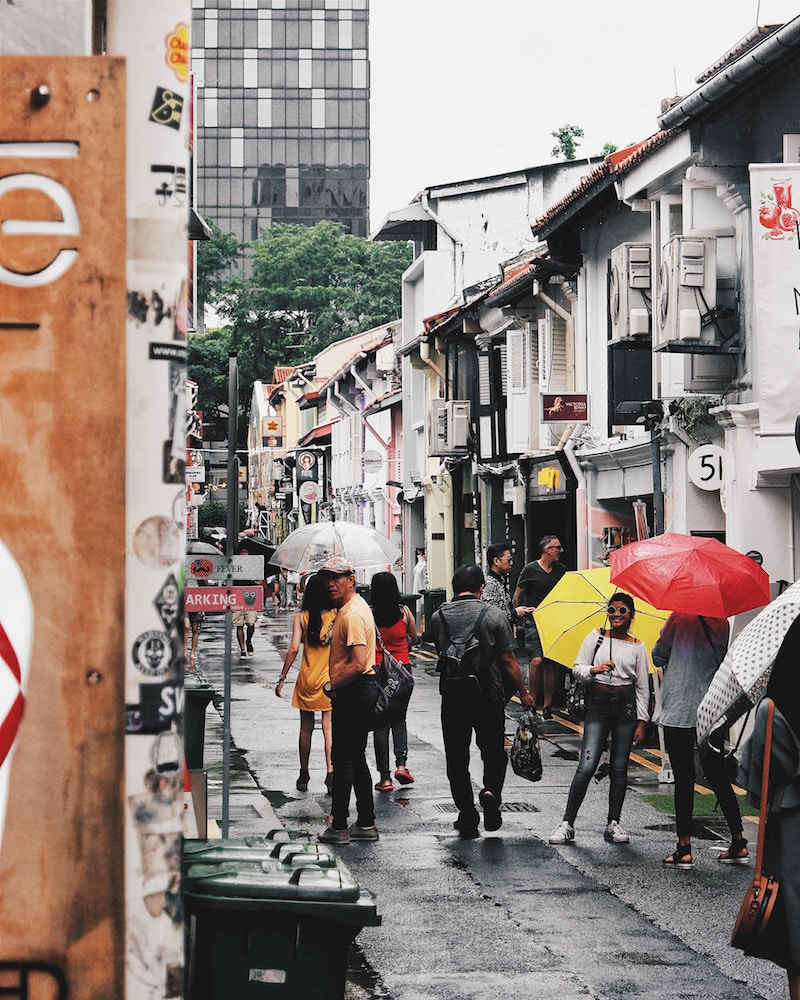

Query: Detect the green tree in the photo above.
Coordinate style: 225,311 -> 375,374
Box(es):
551,124 -> 585,161
186,324 -> 232,440
196,220 -> 241,321
203,221 -> 412,424
602,142 -> 619,157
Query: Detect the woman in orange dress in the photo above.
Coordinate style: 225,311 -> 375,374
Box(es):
276,574 -> 336,792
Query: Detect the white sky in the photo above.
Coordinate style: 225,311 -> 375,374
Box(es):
367,0 -> 800,232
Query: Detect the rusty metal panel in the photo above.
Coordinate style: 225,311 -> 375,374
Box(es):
0,56 -> 126,1000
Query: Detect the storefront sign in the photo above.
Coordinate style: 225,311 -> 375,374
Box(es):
541,393 -> 589,423
186,554 -> 264,579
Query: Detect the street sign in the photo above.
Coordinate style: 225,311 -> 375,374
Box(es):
184,586 -> 265,612
186,554 -> 264,579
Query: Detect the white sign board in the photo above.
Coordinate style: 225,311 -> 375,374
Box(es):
687,444 -> 728,492
186,554 -> 264,579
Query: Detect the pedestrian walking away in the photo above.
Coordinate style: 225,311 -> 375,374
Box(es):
233,542 -> 265,657
275,574 -> 336,793
737,614 -> 800,1000
513,534 -> 566,719
431,564 -> 533,839
317,557 -> 380,845
651,612 -> 749,869
549,592 -> 649,847
370,571 -> 418,791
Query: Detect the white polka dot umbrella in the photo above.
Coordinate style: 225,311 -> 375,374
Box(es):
697,580 -> 800,744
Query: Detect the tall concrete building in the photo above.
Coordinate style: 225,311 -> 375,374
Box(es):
192,0 -> 370,245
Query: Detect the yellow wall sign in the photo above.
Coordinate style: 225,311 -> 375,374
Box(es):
537,467 -> 560,490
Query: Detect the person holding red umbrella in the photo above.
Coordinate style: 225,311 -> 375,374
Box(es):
652,613 -> 749,868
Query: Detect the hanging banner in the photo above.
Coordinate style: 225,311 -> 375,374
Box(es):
750,164 -> 800,433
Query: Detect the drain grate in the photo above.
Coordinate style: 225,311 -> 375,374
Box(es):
434,801 -> 538,814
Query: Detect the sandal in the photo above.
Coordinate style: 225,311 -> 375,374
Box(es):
394,766 -> 415,785
719,837 -> 749,865
374,778 -> 393,792
663,842 -> 693,868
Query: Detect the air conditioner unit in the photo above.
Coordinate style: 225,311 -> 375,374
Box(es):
654,236 -> 717,351
428,399 -> 471,456
609,243 -> 651,341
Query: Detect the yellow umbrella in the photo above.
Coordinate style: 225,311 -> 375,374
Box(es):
533,567 -> 670,672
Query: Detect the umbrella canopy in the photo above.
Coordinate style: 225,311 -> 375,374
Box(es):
608,532 -> 770,618
697,580 -> 800,743
269,520 -> 400,574
533,567 -> 670,671
186,540 -> 224,555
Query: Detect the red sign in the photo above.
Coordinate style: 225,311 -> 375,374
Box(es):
184,586 -> 264,612
541,393 -> 589,423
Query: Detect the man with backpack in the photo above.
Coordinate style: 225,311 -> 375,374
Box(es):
430,564 -> 534,838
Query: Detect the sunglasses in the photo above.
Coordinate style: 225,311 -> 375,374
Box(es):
607,606 -> 631,617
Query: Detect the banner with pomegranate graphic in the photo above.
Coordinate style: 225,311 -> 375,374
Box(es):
750,163 -> 800,433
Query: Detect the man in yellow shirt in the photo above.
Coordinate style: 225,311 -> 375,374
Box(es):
318,557 -> 380,844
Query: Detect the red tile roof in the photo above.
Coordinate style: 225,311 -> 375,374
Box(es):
531,131 -> 676,236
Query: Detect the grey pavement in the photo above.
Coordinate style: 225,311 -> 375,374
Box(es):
187,608 -> 787,1000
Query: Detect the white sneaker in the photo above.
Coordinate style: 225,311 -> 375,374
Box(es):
548,820 -> 575,844
604,820 -> 630,844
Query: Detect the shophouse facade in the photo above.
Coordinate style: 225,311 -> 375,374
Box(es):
532,19 -> 800,585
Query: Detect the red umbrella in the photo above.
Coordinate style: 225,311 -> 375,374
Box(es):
608,532 -> 770,618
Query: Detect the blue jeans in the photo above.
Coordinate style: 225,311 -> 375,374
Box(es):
373,713 -> 408,778
564,685 -> 637,825
330,674 -> 379,830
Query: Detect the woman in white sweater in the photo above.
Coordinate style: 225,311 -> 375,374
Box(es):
549,592 -> 650,846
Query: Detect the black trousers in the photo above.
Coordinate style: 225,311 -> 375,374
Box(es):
441,681 -> 507,822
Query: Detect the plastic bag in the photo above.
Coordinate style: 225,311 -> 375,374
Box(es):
510,710 -> 543,782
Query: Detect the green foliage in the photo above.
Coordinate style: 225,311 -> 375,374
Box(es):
671,396 -> 717,441
196,221 -> 242,319
197,500 -> 248,531
190,221 -> 412,443
187,325 -> 233,440
551,124 -> 585,161
602,142 -> 619,157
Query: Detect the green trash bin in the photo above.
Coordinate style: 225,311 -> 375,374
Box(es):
184,672 -> 214,770
183,838 -> 381,1000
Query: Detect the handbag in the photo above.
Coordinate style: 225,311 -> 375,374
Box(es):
510,710 -> 543,782
566,630 -> 606,720
371,627 -> 414,731
731,700 -> 779,953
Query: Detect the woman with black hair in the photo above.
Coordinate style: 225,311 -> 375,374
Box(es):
276,574 -> 337,792
371,571 -> 418,791
549,592 -> 650,846
739,613 -> 800,1000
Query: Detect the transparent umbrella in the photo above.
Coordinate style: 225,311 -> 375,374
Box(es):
269,521 -> 400,574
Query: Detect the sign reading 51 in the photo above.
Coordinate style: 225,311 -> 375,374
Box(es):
687,444 -> 729,492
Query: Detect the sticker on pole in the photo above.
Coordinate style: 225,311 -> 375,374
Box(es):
0,540 -> 33,847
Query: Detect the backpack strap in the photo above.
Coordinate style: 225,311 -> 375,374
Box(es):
438,604 -> 489,648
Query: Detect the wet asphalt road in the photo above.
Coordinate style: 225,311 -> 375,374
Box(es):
190,608 -> 787,1000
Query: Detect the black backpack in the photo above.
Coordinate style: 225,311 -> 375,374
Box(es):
435,605 -> 489,693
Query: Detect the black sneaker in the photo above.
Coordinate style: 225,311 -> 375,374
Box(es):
479,789 -> 502,831
542,706 -> 553,721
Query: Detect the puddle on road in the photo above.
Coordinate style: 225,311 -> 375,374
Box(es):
346,943 -> 392,999
552,746 -> 580,761
260,789 -> 294,810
